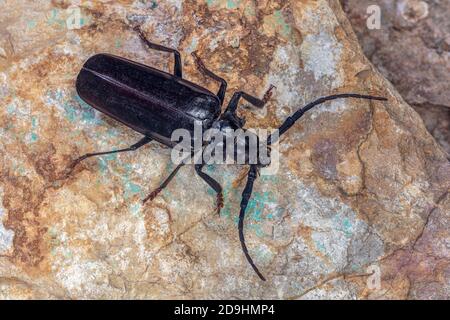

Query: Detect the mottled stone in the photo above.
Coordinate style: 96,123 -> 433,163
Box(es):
0,0 -> 448,299
342,0 -> 450,154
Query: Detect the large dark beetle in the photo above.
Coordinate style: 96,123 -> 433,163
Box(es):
72,27 -> 387,281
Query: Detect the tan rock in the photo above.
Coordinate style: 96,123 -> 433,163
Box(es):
0,0 -> 448,299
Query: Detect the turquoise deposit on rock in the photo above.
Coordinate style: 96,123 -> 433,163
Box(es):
0,0 -> 449,299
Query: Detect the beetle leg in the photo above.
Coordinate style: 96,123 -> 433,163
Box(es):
194,164 -> 224,215
68,136 -> 153,172
143,163 -> 184,204
191,52 -> 227,105
224,85 -> 275,114
238,165 -> 266,281
134,26 -> 183,78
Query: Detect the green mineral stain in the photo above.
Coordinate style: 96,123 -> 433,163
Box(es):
29,116 -> 39,142
115,38 -> 122,48
315,240 -> 326,253
98,155 -> 117,174
63,101 -> 77,122
104,154 -> 117,161
342,217 -> 353,237
254,245 -> 272,263
219,171 -> 283,239
244,4 -> 256,17
273,10 -> 291,38
31,116 -> 38,128
187,36 -> 199,53
6,104 -> 15,114
333,214 -> 354,238
226,0 -> 240,9
124,181 -> 142,200
260,175 -> 279,183
47,9 -> 66,28
26,19 -> 37,29
150,0 -> 157,9
130,203 -> 142,217
46,91 -> 97,124
30,132 -> 38,142
206,0 -> 240,9
248,191 -> 276,222
74,94 -> 98,124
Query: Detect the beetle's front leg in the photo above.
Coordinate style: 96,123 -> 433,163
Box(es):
191,52 -> 228,105
68,136 -> 153,173
134,26 -> 183,78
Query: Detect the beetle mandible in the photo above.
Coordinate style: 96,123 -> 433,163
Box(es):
70,26 -> 387,281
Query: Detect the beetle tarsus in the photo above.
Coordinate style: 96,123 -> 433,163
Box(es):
143,188 -> 161,204
66,155 -> 86,173
143,163 -> 184,204
263,84 -> 276,104
216,192 -> 224,216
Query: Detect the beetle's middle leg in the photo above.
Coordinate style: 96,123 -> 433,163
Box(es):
191,52 -> 227,105
68,136 -> 153,171
195,164 -> 224,215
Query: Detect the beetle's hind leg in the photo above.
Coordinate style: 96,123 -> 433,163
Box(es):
134,26 -> 183,78
195,164 -> 224,215
68,136 -> 153,173
143,163 -> 184,204
191,52 -> 228,105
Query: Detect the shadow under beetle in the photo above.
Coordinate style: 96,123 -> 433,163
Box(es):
71,27 -> 387,281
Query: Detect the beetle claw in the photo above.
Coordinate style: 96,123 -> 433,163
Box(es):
143,188 -> 161,204
133,25 -> 142,33
216,192 -> 224,216
263,84 -> 276,104
191,51 -> 203,68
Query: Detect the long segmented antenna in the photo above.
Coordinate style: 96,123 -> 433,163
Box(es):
239,93 -> 387,280
238,165 -> 266,281
268,94 -> 387,145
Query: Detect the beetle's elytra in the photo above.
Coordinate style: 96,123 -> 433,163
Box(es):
71,27 -> 387,281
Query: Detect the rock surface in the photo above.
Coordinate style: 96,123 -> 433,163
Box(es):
0,0 -> 449,299
341,0 -> 450,155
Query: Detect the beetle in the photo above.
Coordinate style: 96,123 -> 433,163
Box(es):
71,26 -> 387,281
